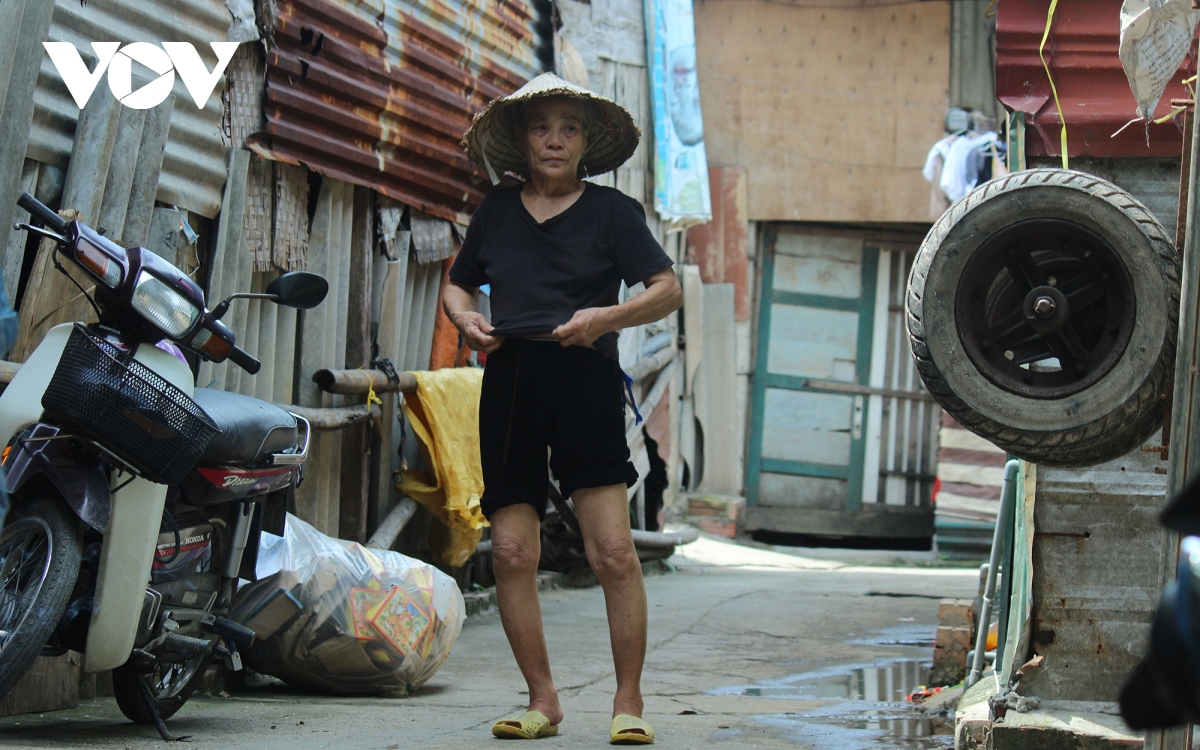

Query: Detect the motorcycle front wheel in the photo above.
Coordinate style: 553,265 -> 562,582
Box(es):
113,654 -> 211,724
0,497 -> 83,698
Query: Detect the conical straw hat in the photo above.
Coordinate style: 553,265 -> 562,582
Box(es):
462,73 -> 640,184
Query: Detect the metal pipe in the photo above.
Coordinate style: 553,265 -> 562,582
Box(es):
994,463 -> 1020,672
967,459 -> 1020,689
220,502 -> 255,579
625,346 -> 676,383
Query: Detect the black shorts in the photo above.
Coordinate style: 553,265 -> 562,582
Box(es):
479,339 -> 638,520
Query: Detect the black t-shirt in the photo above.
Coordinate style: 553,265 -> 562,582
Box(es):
449,183 -> 673,360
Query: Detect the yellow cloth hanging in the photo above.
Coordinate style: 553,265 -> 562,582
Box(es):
397,368 -> 488,567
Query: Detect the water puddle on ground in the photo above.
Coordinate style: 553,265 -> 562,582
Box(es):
711,659 -> 953,749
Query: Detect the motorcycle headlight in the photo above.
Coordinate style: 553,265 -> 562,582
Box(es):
131,271 -> 200,338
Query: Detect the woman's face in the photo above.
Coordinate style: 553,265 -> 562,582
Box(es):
519,97 -> 587,182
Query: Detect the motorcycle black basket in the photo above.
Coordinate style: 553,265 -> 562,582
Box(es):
41,324 -> 220,486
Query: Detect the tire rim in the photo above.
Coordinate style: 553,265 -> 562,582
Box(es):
145,658 -> 203,702
954,218 -> 1136,400
0,518 -> 54,652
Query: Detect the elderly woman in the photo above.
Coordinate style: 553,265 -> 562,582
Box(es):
445,74 -> 682,744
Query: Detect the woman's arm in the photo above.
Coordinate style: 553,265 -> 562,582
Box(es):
551,267 -> 683,348
444,282 -> 504,353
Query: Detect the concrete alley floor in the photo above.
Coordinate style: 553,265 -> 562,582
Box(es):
0,533 -> 980,749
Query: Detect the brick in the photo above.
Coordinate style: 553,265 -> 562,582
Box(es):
686,494 -> 746,521
938,598 -> 975,630
935,625 -> 972,654
692,516 -> 738,538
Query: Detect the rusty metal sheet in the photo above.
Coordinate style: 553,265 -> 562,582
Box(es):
250,0 -> 543,225
996,0 -> 1195,159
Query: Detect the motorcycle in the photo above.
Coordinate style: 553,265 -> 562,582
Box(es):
0,192 -> 327,736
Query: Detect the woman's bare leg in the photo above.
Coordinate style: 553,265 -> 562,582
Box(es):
491,502 -> 563,724
573,483 -> 647,719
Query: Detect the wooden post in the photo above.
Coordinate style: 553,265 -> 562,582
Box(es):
97,107 -> 147,241
0,0 -> 56,262
197,149 -> 250,390
366,497 -> 419,551
122,96 -> 175,248
294,179 -> 333,531
340,187 -> 374,542
370,258 -> 406,536
4,159 -> 38,303
255,271 -> 280,403
61,90 -> 123,224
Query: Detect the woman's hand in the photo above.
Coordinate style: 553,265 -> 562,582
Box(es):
552,307 -> 612,348
452,310 -> 504,353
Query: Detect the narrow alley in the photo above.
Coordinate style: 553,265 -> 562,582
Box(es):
0,536 -> 976,749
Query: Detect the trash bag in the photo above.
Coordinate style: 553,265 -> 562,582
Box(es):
398,368 -> 487,567
229,513 -> 465,696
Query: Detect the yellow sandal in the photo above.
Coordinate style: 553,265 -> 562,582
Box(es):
492,710 -> 560,739
610,714 -> 654,745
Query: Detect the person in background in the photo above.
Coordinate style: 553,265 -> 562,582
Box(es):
446,73 -> 682,745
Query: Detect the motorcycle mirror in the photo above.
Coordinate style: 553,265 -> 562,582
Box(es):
265,272 -> 328,310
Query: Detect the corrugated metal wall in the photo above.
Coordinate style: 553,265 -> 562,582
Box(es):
28,0 -> 230,218
1029,156 -> 1182,241
199,165 -> 444,538
949,0 -> 999,124
249,0 -> 545,225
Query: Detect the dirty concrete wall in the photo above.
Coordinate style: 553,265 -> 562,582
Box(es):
1029,156 -> 1182,240
693,0 -> 949,223
557,0 -> 646,81
1020,440 -> 1167,702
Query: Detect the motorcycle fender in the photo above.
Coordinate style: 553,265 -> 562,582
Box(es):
6,424 -> 111,532
84,344 -> 194,674
0,324 -> 72,447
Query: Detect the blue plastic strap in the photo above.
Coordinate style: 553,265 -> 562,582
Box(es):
621,370 -> 643,425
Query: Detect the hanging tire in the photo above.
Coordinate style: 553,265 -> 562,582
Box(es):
113,654 -> 211,724
907,169 -> 1180,466
0,497 -> 83,698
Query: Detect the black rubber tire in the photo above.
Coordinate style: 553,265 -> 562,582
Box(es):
112,655 -> 211,724
0,498 -> 83,698
907,169 -> 1180,466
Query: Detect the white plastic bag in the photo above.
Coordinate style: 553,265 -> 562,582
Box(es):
1119,0 -> 1200,120
229,513 -> 465,695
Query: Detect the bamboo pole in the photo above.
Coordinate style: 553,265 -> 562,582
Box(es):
365,497 -> 419,551
313,368 -> 417,395
276,403 -> 380,431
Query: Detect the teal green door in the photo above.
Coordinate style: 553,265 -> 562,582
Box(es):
745,228 -> 936,539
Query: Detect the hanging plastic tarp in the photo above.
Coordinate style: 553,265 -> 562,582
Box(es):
398,368 -> 488,568
644,0 -> 712,229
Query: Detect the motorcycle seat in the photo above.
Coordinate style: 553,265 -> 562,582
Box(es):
191,388 -> 298,464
